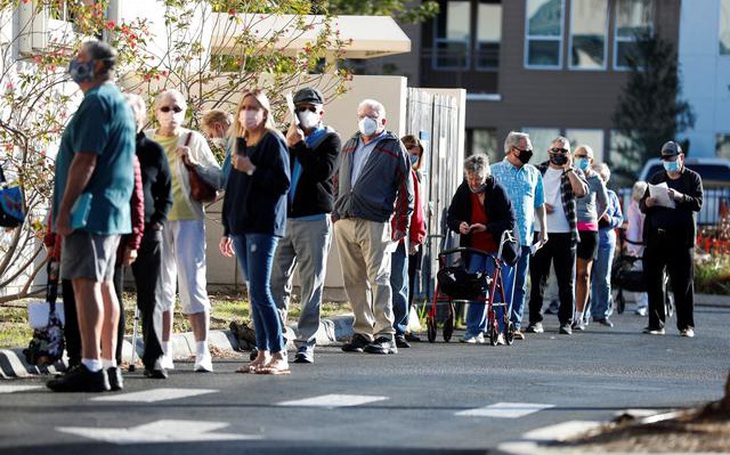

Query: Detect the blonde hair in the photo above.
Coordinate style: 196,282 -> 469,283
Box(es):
401,135 -> 424,170
230,88 -> 278,154
201,109 -> 232,129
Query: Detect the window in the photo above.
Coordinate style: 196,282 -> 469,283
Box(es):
566,129 -> 605,161
614,0 -> 653,69
525,0 -> 564,68
716,134 -> 730,159
523,127 -> 561,164
720,0 -> 730,55
467,128 -> 499,163
475,3 -> 502,70
434,1 -> 471,69
569,0 -> 608,69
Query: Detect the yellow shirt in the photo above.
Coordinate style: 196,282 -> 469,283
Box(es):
155,133 -> 196,221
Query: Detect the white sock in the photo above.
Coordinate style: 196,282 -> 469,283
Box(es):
81,358 -> 103,372
102,358 -> 117,370
196,341 -> 208,357
574,311 -> 583,322
162,341 -> 170,355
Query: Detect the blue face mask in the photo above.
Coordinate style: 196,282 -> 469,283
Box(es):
409,154 -> 419,166
68,57 -> 96,84
663,160 -> 680,173
575,157 -> 590,171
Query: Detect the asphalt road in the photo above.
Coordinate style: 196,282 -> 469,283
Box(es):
0,305 -> 728,455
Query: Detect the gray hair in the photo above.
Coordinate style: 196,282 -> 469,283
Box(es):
358,98 -> 386,119
504,131 -> 530,154
82,40 -> 116,79
154,88 -> 187,113
551,136 -> 570,150
464,153 -> 491,178
123,93 -> 146,130
592,162 -> 610,183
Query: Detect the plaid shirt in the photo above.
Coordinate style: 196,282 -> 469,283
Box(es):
536,161 -> 587,243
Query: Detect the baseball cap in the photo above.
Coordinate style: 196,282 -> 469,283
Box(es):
293,87 -> 324,105
660,141 -> 682,158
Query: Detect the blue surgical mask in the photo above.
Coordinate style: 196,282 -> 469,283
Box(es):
663,160 -> 680,172
68,57 -> 95,84
409,154 -> 419,166
575,158 -> 590,171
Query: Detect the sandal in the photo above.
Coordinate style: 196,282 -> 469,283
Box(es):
236,360 -> 267,374
255,360 -> 291,376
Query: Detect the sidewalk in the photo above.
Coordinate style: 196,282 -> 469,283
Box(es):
0,314 -> 355,379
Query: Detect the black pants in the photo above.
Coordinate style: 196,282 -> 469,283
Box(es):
130,230 -> 165,370
528,232 -> 577,326
643,234 -> 695,331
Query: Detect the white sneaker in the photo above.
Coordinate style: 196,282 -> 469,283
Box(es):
496,333 -> 506,345
160,354 -> 175,370
679,328 -> 695,338
635,307 -> 648,317
194,352 -> 213,372
460,333 -> 485,344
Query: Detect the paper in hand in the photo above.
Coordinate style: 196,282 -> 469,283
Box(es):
285,92 -> 299,126
648,182 -> 676,208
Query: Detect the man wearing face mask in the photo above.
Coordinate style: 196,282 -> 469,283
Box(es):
334,99 -> 414,355
270,87 -> 341,364
640,141 -> 703,337
490,132 -> 548,340
525,136 -> 588,336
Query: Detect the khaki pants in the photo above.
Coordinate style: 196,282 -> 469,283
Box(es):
334,218 -> 395,340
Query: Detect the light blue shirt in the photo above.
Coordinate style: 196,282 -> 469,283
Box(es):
491,159 -> 545,246
351,131 -> 386,185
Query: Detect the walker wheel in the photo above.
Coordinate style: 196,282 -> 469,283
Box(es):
505,322 -> 515,346
443,316 -> 454,342
616,292 -> 625,314
427,316 -> 437,343
488,326 -> 499,346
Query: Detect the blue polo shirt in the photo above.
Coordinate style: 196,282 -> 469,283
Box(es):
491,159 -> 545,246
53,83 -> 135,235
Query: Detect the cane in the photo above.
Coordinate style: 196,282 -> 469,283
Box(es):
128,307 -> 140,372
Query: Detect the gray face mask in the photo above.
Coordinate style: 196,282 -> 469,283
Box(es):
470,183 -> 487,194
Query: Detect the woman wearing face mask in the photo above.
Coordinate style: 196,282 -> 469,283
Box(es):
219,88 -> 291,375
446,153 -> 515,344
201,110 -> 233,189
146,89 -> 221,373
571,145 -> 608,331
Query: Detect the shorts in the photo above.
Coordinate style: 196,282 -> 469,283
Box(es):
577,230 -> 599,260
61,232 -> 121,281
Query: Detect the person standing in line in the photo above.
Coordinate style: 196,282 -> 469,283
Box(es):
47,40 -> 135,392
490,131 -> 548,340
589,162 -> 623,327
525,137 -> 588,335
390,135 -> 426,348
147,89 -> 221,373
124,93 -> 173,378
201,110 -> 233,190
270,87 -> 341,364
640,141 -> 703,337
334,98 -> 413,355
220,88 -> 291,374
572,145 -> 608,331
625,181 -> 649,316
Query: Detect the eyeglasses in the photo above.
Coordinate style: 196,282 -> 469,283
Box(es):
295,106 -> 318,113
160,106 -> 183,113
550,147 -> 568,154
574,154 -> 589,159
513,146 -> 533,154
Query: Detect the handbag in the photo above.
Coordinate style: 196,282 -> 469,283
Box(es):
23,261 -> 65,366
183,132 -> 217,203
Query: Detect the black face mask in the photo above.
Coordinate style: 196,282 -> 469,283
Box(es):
549,154 -> 568,166
517,149 -> 533,164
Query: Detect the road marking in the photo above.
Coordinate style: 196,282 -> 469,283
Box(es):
0,385 -> 43,393
522,420 -> 603,441
57,419 -> 261,444
90,388 -> 217,403
456,402 -> 554,418
277,394 -> 389,408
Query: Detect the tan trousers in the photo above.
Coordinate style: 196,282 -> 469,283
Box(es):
334,218 -> 395,340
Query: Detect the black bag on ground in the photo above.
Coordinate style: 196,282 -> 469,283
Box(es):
23,261 -> 65,366
437,266 -> 491,300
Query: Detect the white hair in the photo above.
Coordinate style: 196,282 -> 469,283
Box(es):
504,131 -> 530,153
358,98 -> 386,119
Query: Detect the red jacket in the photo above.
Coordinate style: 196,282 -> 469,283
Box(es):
392,168 -> 426,246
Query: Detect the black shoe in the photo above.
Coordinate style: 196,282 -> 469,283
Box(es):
395,335 -> 411,348
594,317 -> 614,328
144,368 -> 169,379
363,336 -> 398,355
249,349 -> 258,361
107,367 -> 124,391
404,333 -> 421,342
342,334 -> 370,353
47,364 -> 110,392
559,323 -> 572,335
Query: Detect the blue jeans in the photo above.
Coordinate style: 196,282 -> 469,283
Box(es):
508,245 -> 531,330
591,229 -> 617,320
232,234 -> 284,353
464,253 -> 514,337
390,242 -> 409,336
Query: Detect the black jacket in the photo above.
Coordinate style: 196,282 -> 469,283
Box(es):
136,132 -> 172,229
447,176 -> 516,263
288,128 -> 341,218
640,167 -> 703,248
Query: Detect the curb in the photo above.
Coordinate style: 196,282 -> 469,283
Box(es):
0,315 -> 354,379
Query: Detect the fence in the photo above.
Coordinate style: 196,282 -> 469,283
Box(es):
616,187 -> 730,228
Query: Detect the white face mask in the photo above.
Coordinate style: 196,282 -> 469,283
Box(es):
358,117 -> 378,137
241,109 -> 263,130
297,110 -> 320,130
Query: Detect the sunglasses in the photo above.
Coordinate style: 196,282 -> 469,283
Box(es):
550,147 -> 568,154
160,106 -> 183,113
295,106 -> 318,113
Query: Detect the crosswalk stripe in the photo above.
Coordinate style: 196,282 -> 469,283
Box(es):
456,402 -> 554,418
91,388 -> 217,403
0,385 -> 43,393
277,394 -> 389,408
